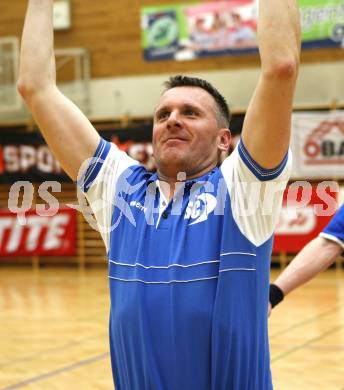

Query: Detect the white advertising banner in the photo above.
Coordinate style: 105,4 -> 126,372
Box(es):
291,111 -> 344,179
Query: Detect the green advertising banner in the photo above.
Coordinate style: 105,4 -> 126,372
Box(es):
300,0 -> 344,44
141,0 -> 344,61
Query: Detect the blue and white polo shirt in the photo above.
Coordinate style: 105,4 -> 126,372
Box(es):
78,137 -> 291,390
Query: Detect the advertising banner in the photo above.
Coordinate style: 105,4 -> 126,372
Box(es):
142,0 -> 258,61
291,111 -> 344,179
272,184 -> 338,254
301,0 -> 344,49
0,121 -> 243,183
141,0 -> 344,61
2,110 -> 342,185
0,208 -> 76,257
0,125 -> 153,183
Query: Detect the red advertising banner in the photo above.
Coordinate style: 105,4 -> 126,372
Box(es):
0,208 -> 76,257
273,184 -> 338,254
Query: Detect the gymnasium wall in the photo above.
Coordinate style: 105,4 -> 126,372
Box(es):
1,0 -> 344,118
87,63 -> 344,119
0,0 -> 263,78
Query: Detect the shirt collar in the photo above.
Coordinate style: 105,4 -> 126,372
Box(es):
147,168 -> 218,186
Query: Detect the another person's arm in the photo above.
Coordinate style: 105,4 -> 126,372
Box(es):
18,0 -> 100,180
270,204 -> 344,313
242,0 -> 301,168
270,237 -> 342,311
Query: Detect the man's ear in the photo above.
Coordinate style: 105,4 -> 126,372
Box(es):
217,128 -> 231,152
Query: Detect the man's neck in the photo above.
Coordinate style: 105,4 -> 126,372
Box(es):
156,163 -> 217,200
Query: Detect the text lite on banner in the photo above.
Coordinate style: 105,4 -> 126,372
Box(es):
0,208 -> 76,257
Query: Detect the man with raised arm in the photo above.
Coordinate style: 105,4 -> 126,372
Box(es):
269,204 -> 344,312
18,1 -> 300,389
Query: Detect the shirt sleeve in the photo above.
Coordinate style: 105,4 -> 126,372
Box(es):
319,204 -> 344,253
220,138 -> 292,247
77,138 -> 138,251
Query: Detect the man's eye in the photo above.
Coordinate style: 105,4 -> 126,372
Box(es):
157,111 -> 169,120
184,109 -> 197,116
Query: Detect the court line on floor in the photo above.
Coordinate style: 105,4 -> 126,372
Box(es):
307,344 -> 344,351
0,332 -> 108,369
0,307 -> 108,322
270,304 -> 344,339
271,324 -> 343,363
271,343 -> 344,351
0,305 -> 109,369
0,352 -> 110,390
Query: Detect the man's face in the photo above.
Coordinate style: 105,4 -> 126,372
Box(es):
152,86 -> 225,178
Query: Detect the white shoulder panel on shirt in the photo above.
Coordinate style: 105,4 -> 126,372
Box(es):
221,146 -> 292,247
86,143 -> 138,251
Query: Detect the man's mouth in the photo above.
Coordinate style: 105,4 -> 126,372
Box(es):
164,137 -> 188,144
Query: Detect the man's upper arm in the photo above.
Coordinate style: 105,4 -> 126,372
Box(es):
241,71 -> 297,169
28,86 -> 100,181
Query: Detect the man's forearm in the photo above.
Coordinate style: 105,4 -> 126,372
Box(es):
273,237 -> 341,296
240,0 -> 301,169
18,0 -> 55,100
258,0 -> 301,74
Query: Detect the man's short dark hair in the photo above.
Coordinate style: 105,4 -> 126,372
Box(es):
164,75 -> 231,128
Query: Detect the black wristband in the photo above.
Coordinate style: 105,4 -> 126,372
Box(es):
269,284 -> 284,308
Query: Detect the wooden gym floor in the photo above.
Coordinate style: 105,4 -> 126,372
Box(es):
0,267 -> 343,390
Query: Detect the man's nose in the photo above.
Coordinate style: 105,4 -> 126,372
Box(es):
167,110 -> 182,128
